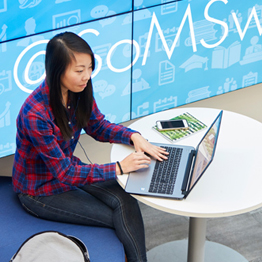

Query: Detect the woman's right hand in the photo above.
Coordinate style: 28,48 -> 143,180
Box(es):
116,152 -> 151,175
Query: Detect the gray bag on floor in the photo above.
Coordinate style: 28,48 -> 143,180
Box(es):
10,231 -> 90,262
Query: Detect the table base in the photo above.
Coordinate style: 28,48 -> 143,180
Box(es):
147,240 -> 248,262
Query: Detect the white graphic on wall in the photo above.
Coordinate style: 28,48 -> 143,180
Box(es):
227,10 -> 243,33
123,9 -> 151,25
91,5 -> 116,27
123,102 -> 149,121
0,70 -> 12,94
217,77 -> 238,95
154,96 -> 177,113
159,60 -> 175,85
155,27 -> 179,53
93,44 -> 112,71
240,36 -> 262,65
55,0 -> 71,4
14,39 -> 48,94
0,0 -> 7,12
105,113 -> 116,123
212,41 -> 241,69
180,55 -> 208,72
17,18 -> 45,46
248,4 -> 262,28
122,69 -> 150,96
242,71 -> 258,87
185,19 -> 217,47
0,142 -> 15,158
0,101 -> 11,127
0,24 -> 7,52
161,0 -> 178,15
139,32 -> 150,58
186,86 -> 211,103
137,102 -> 149,117
19,0 -> 42,9
93,79 -> 115,99
52,10 -> 81,29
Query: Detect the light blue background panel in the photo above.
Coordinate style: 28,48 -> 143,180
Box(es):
0,0 -> 262,158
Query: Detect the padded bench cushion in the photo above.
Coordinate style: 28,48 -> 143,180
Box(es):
0,176 -> 125,262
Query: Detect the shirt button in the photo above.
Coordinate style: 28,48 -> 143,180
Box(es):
68,106 -> 71,109
71,136 -> 74,139
68,121 -> 71,125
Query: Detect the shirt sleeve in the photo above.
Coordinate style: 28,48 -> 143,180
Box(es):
84,99 -> 138,145
24,111 -> 117,187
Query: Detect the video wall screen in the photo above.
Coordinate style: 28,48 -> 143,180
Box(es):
0,0 -> 262,158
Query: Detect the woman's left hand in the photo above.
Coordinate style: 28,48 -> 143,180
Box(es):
130,133 -> 169,161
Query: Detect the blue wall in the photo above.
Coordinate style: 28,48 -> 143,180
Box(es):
0,0 -> 262,158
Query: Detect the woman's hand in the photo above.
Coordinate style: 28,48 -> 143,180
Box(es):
115,133 -> 169,175
116,151 -> 151,175
130,133 -> 169,161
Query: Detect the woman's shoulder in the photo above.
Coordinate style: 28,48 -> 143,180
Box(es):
20,82 -> 51,119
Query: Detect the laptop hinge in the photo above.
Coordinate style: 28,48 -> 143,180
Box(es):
181,149 -> 196,194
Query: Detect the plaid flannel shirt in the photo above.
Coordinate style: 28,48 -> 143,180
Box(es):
12,80 -> 135,196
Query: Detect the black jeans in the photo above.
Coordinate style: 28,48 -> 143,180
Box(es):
18,180 -> 147,262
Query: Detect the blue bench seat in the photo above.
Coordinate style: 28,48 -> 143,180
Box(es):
0,176 -> 125,262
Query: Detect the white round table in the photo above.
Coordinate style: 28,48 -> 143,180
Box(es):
111,108 -> 262,262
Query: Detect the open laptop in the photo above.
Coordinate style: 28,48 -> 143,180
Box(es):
125,110 -> 223,200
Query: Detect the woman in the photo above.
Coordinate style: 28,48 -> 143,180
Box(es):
12,32 -> 168,262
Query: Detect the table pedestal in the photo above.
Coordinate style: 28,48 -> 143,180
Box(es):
147,217 -> 248,262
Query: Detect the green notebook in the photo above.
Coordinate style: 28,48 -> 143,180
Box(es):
153,112 -> 207,142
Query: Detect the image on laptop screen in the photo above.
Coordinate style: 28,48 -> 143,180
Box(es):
188,112 -> 222,191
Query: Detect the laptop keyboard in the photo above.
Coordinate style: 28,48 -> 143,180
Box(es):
149,146 -> 183,195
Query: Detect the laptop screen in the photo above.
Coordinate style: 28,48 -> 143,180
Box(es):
188,111 -> 223,192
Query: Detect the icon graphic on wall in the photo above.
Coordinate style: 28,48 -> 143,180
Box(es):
90,5 -> 117,27
227,10 -> 243,33
186,86 -> 211,103
212,41 -> 241,69
242,71 -> 258,87
161,0 -> 178,15
0,142 -> 15,158
53,10 -> 81,29
185,20 -> 217,47
0,24 -> 7,52
139,32 -> 150,58
0,0 -> 7,12
17,18 -> 45,46
122,69 -> 150,96
154,96 -> 177,113
122,9 -> 151,24
159,60 -> 175,85
248,4 -> 262,28
93,43 -> 112,70
240,36 -> 262,65
55,0 -> 71,3
155,27 -> 179,53
93,79 -> 115,99
180,55 -> 208,72
124,102 -> 149,121
0,70 -> 12,94
0,101 -> 11,128
19,0 -> 42,9
217,77 -> 237,94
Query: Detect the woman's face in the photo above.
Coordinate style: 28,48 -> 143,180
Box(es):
60,52 -> 93,94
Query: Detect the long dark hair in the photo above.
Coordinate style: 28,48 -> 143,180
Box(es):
45,32 -> 95,140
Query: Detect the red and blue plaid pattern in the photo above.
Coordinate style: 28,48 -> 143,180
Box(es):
12,81 -> 135,196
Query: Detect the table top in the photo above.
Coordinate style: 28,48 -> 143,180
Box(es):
111,108 -> 262,218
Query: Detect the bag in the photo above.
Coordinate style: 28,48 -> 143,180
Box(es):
10,231 -> 90,262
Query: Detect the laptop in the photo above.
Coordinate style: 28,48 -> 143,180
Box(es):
125,110 -> 223,200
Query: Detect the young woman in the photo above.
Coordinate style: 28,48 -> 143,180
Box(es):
12,32 -> 168,262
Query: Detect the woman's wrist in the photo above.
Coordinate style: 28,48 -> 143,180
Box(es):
116,161 -> 124,175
